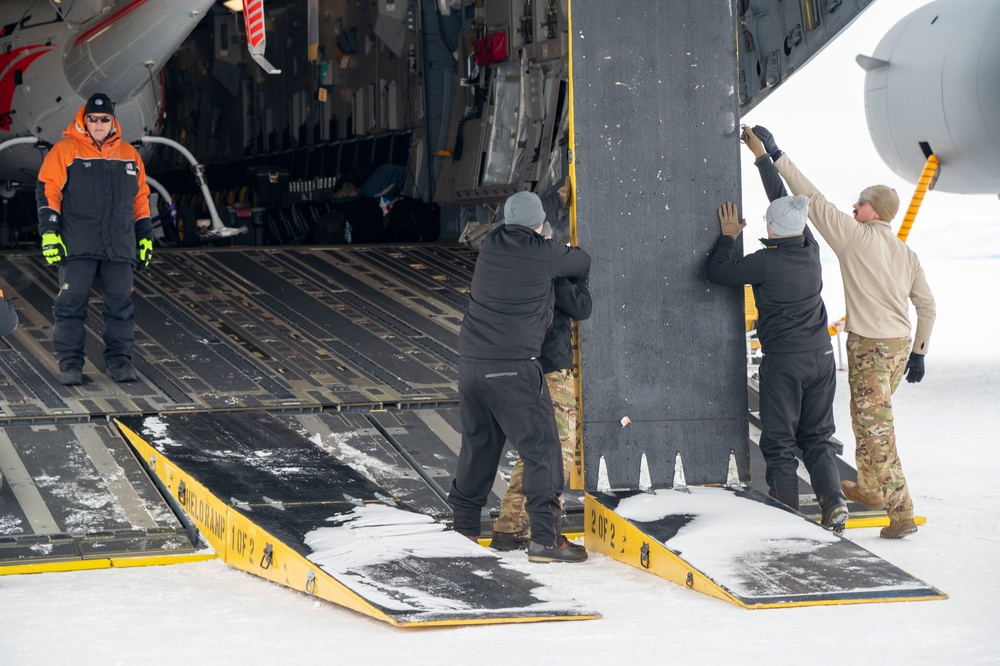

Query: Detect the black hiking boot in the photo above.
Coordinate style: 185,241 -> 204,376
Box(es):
59,364 -> 84,386
107,362 -> 137,383
820,496 -> 849,535
490,529 -> 530,552
526,536 -> 587,563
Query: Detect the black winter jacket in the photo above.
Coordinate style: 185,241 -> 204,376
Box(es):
460,225 -> 591,360
706,154 -> 830,353
539,273 -> 591,373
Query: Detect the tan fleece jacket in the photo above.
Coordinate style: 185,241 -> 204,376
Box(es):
774,154 -> 936,354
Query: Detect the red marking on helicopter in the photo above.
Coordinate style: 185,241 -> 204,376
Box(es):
0,44 -> 53,132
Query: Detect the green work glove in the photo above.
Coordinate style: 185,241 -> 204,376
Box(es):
41,232 -> 67,265
137,237 -> 153,270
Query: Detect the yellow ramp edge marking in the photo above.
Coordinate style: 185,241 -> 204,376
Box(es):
0,551 -> 215,576
584,493 -> 946,609
845,515 -> 927,530
109,553 -> 218,568
116,420 -> 399,625
117,419 -> 599,627
585,493 -> 743,607
0,559 -> 111,576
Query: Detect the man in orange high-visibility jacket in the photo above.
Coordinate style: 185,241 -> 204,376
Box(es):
37,93 -> 153,386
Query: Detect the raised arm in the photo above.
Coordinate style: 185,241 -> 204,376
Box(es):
741,126 -> 787,203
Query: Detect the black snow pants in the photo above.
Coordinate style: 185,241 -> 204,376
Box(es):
450,358 -> 564,546
758,346 -> 841,510
53,258 -> 135,369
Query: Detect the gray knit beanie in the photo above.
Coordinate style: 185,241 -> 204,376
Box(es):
765,195 -> 809,236
503,192 -> 546,229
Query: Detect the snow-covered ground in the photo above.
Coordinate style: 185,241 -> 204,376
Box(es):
2,294 -> 998,664
3,2 -> 999,664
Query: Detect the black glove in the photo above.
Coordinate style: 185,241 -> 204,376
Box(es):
904,352 -> 925,383
751,125 -> 782,161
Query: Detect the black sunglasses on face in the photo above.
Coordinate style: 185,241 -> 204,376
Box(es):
86,115 -> 113,124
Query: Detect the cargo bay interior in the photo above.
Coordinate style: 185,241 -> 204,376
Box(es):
142,0 -> 570,249
0,0 -> 580,568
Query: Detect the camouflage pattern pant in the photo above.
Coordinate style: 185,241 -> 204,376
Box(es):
847,333 -> 913,522
493,370 -> 576,535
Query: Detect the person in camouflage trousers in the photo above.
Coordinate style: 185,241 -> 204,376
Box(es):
492,368 -> 579,541
765,125 -> 936,539
847,335 -> 914,523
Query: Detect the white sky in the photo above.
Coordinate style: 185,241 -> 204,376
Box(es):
2,2 -> 999,664
740,0 -> 1000,273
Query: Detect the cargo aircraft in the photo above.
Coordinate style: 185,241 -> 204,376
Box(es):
0,0 -> 987,622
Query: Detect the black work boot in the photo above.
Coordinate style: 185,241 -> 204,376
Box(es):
820,496 -> 849,535
59,364 -> 83,386
526,536 -> 587,563
490,529 -> 530,552
107,362 -> 137,383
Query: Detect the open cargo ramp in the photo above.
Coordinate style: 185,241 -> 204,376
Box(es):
117,411 -> 599,627
586,487 -> 946,608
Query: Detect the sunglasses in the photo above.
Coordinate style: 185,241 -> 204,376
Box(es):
86,115 -> 113,124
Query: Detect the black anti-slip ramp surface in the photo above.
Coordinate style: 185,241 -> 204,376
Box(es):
586,487 -> 947,608
117,411 -> 599,626
276,410 -> 454,518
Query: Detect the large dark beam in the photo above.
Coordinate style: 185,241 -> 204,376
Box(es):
572,1 -> 748,489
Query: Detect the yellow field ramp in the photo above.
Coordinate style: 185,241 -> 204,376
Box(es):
585,487 -> 946,609
116,411 -> 600,627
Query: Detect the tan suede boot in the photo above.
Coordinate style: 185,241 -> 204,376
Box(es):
841,480 -> 885,511
880,518 -> 917,539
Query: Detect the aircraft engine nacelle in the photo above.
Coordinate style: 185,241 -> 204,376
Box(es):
859,0 -> 1000,196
